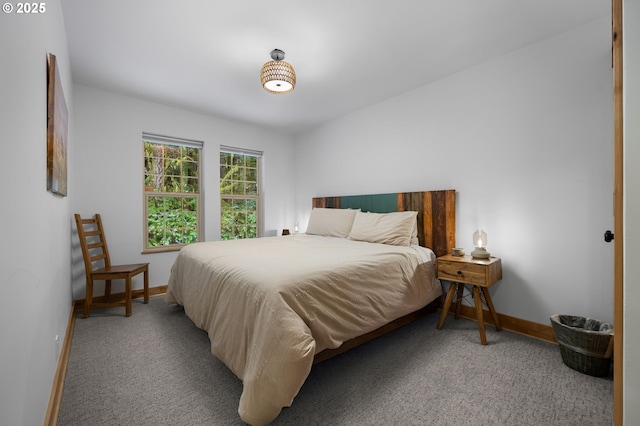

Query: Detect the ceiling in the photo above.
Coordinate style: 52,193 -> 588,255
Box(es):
60,0 -> 609,135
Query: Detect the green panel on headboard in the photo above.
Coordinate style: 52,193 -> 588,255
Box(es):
340,193 -> 398,213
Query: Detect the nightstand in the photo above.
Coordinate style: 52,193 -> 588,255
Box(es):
436,254 -> 503,345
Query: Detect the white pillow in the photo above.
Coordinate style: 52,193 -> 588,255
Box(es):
410,220 -> 419,246
349,211 -> 418,246
305,208 -> 357,238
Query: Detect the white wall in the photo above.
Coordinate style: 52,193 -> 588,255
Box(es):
71,85 -> 296,299
294,18 -> 614,326
0,1 -> 74,424
623,0 -> 640,422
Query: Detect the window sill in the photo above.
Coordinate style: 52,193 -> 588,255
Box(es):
142,245 -> 184,255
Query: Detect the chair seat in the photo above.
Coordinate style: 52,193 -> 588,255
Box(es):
92,263 -> 149,279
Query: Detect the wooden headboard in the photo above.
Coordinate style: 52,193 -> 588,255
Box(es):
312,189 -> 456,257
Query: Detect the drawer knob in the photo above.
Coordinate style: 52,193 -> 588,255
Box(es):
457,270 -> 462,275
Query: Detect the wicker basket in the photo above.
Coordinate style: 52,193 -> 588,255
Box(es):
550,314 -> 614,377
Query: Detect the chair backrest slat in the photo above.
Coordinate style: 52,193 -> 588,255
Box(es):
74,214 -> 112,277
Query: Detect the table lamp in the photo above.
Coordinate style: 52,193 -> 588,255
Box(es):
471,229 -> 491,259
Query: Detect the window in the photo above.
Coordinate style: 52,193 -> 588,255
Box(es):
143,133 -> 203,252
220,146 -> 262,240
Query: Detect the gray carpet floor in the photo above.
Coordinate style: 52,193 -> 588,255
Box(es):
57,296 -> 613,425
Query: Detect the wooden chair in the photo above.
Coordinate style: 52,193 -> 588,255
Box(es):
74,214 -> 149,318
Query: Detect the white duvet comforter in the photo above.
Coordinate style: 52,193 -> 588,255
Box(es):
166,234 -> 442,425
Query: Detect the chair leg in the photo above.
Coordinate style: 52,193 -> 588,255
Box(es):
83,279 -> 93,319
104,279 -> 112,301
125,276 -> 132,317
143,267 -> 149,304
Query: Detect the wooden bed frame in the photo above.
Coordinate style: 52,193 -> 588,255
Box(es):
312,189 -> 456,363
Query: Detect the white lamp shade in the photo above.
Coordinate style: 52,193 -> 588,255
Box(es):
473,229 -> 487,248
471,229 -> 490,259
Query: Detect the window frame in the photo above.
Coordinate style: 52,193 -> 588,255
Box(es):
142,133 -> 204,253
220,145 -> 263,240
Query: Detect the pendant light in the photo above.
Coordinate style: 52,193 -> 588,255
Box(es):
260,49 -> 296,94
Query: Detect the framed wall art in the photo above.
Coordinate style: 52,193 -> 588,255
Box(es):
47,53 -> 68,197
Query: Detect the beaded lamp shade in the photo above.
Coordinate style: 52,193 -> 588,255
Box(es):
261,49 -> 296,94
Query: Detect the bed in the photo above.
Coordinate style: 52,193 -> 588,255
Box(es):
166,189 -> 455,425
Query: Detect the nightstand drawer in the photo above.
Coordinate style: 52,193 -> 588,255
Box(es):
437,261 -> 487,286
